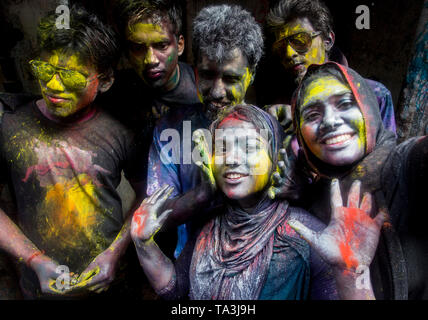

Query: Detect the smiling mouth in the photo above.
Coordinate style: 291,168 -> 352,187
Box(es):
224,172 -> 248,183
322,133 -> 354,146
45,94 -> 70,103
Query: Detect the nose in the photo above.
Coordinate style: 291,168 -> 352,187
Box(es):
320,105 -> 343,131
224,143 -> 244,166
45,73 -> 65,92
144,47 -> 159,66
210,78 -> 226,100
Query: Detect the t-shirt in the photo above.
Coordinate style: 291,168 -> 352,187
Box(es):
0,100 -> 144,291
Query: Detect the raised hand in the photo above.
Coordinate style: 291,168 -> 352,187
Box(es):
264,104 -> 293,131
131,185 -> 174,243
192,129 -> 216,192
268,135 -> 298,200
288,179 -> 387,271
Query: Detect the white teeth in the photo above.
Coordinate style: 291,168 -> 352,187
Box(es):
226,173 -> 243,179
325,134 -> 352,145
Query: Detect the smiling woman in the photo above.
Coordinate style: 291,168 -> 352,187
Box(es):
292,62 -> 428,299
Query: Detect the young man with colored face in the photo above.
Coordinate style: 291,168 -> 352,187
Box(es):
261,0 -> 396,136
0,6 -> 146,298
102,1 -> 199,196
145,5 -> 264,258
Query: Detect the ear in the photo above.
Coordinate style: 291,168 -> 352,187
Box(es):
177,35 -> 185,57
97,74 -> 114,93
324,31 -> 335,52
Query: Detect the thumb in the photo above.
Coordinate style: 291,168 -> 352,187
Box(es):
287,219 -> 318,245
374,209 -> 389,229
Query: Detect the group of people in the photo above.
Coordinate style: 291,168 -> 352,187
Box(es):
0,0 -> 426,300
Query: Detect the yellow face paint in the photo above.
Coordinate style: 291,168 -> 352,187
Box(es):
38,50 -> 100,119
273,18 -> 327,82
299,75 -> 366,167
301,76 -> 350,108
126,23 -> 167,44
230,67 -> 253,105
126,21 -> 181,91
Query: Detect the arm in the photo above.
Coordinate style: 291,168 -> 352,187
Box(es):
0,205 -> 63,294
288,179 -> 387,300
131,186 -> 176,293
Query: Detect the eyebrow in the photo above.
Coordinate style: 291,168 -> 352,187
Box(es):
301,91 -> 353,110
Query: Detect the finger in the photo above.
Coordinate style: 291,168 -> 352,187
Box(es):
151,186 -> 174,213
330,179 -> 343,218
360,192 -> 372,215
374,209 -> 389,229
157,209 -> 174,225
149,185 -> 169,204
287,220 -> 317,245
347,180 -> 361,208
272,171 -> 282,184
278,161 -> 287,177
88,282 -> 109,292
283,135 -> 292,150
267,187 -> 276,200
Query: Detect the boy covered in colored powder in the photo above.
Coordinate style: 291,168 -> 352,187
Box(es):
259,0 -> 396,135
101,0 -> 199,188
0,5 -> 146,298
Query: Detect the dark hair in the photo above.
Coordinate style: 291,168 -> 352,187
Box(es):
267,0 -> 334,48
192,5 -> 264,71
37,4 -> 120,78
115,0 -> 183,38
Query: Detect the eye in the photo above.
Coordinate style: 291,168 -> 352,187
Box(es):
129,42 -> 146,53
303,111 -> 321,122
153,42 -> 169,50
223,76 -> 241,85
337,98 -> 355,110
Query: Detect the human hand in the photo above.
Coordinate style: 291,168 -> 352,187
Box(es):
193,129 -> 216,193
64,248 -> 119,294
131,185 -> 174,244
264,104 -> 292,130
267,136 -> 298,200
288,179 -> 387,271
31,254 -> 77,295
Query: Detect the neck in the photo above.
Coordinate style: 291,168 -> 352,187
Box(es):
162,63 -> 180,93
235,189 -> 269,212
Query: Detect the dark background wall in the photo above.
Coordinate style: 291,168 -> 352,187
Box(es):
0,0 -> 425,109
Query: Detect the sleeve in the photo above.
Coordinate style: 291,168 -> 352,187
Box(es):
309,246 -> 339,300
290,208 -> 339,300
157,228 -> 197,300
146,123 -> 182,197
365,79 -> 397,135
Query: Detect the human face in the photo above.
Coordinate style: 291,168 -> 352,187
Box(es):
273,18 -> 327,83
126,19 -> 184,91
299,75 -> 366,166
37,50 -> 102,119
196,49 -> 253,120
213,118 -> 272,208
